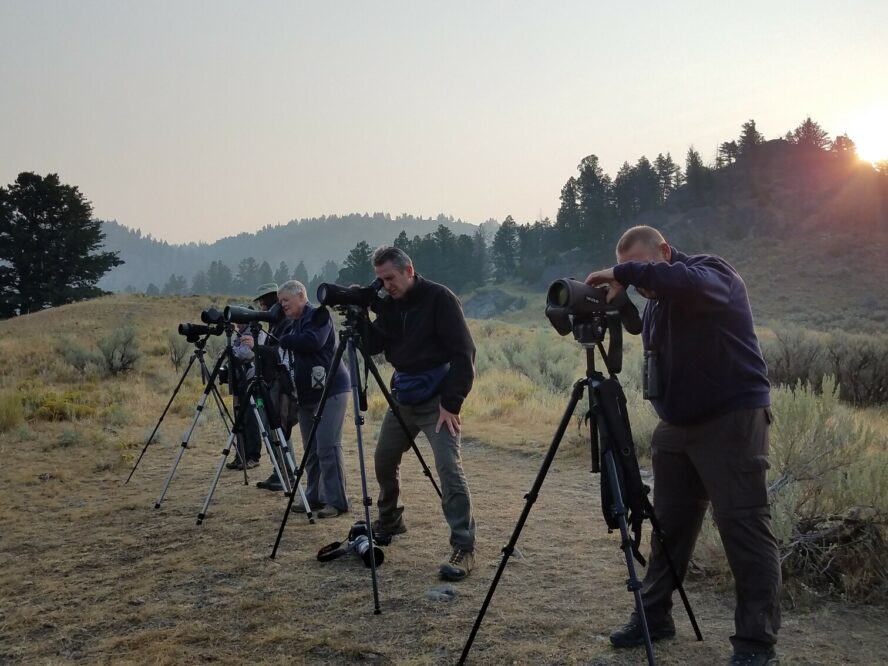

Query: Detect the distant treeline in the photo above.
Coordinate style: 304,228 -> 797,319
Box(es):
139,116 -> 886,298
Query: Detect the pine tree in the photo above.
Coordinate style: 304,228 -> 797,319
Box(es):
162,274 -> 188,295
145,283 -> 160,296
0,172 -> 123,317
576,154 -> 613,244
394,230 -> 411,252
613,162 -> 637,220
257,260 -> 273,285
738,119 -> 764,155
292,260 -> 309,285
236,257 -> 259,293
685,146 -> 710,199
830,133 -> 857,159
337,241 -> 374,285
273,261 -> 290,285
491,215 -> 519,282
555,176 -> 581,249
654,153 -> 680,202
633,156 -> 660,212
191,270 -> 209,294
793,116 -> 830,149
207,260 -> 233,294
472,226 -> 488,286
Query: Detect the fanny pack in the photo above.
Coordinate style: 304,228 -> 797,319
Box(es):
391,363 -> 450,405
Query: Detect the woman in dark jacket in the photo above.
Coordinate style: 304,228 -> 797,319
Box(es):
278,280 -> 350,518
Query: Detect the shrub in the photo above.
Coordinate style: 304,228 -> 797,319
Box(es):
168,331 -> 191,372
0,392 -> 24,432
97,326 -> 141,375
56,338 -> 103,378
762,324 -> 888,406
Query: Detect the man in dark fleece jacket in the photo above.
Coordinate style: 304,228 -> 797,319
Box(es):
585,226 -> 780,666
365,246 -> 477,581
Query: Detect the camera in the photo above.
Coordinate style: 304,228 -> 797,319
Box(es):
545,278 -> 642,337
177,322 -> 224,341
201,307 -> 225,325
224,302 -> 285,326
316,520 -> 386,568
317,278 -> 383,309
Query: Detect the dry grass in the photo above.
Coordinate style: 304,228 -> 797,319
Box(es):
1,295 -> 887,665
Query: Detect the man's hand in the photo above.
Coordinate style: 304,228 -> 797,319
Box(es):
240,335 -> 255,350
436,405 -> 462,437
584,267 -> 625,303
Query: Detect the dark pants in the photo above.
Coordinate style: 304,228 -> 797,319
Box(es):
641,407 -> 781,653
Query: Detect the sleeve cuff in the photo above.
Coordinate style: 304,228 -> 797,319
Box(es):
613,263 -> 634,288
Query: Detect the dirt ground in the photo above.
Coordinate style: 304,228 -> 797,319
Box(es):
2,414 -> 887,666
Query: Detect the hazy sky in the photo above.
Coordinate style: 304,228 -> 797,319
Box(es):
1,1 -> 886,244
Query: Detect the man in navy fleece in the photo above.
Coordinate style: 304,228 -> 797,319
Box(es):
585,225 -> 780,666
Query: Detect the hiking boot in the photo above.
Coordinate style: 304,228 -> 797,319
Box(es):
371,519 -> 407,546
226,457 -> 245,470
439,547 -> 474,581
256,474 -> 291,492
728,649 -> 779,666
609,612 -> 676,648
316,504 -> 347,519
290,497 -> 324,513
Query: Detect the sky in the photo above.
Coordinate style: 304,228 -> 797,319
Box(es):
1,1 -> 886,244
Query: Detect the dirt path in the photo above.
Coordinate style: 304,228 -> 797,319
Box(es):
2,426 -> 886,665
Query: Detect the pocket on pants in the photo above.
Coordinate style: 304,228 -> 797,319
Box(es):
726,454 -> 770,510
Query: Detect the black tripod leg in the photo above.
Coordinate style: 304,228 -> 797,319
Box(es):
459,378 -> 586,665
270,337 -> 348,559
601,448 -> 656,666
346,338 -> 381,614
126,352 -> 198,483
646,501 -> 703,641
362,353 -> 443,499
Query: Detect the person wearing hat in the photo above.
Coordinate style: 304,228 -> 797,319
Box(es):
226,285 -> 279,472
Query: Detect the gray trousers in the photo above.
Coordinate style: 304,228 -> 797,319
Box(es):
641,407 -> 781,652
295,392 -> 349,511
374,396 -> 476,550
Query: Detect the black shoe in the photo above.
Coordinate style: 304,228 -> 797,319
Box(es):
728,649 -> 779,665
226,457 -> 245,470
609,612 -> 676,648
256,474 -> 290,492
371,519 -> 407,546
291,497 -> 324,513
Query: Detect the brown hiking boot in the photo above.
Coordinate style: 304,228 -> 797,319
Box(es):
439,547 -> 474,581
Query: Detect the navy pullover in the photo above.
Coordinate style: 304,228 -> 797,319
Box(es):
613,247 -> 770,425
278,303 -> 350,406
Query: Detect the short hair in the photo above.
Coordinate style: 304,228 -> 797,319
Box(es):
616,225 -> 667,259
278,280 -> 307,298
372,246 -> 413,271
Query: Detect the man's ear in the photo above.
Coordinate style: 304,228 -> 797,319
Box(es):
406,264 -> 415,278
659,242 -> 671,261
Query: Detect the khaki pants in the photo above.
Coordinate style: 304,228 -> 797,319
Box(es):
374,396 -> 476,550
642,407 -> 781,652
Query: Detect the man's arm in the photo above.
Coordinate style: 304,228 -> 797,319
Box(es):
613,259 -> 733,305
437,290 -> 476,417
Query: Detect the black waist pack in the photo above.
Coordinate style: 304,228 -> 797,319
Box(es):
391,363 -> 450,405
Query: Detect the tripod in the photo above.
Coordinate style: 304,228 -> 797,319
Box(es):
269,305 -> 443,615
153,323 -> 263,509
459,336 -> 702,666
197,322 -> 314,526
125,333 -> 242,485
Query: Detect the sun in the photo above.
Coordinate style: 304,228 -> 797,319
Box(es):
843,104 -> 888,164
